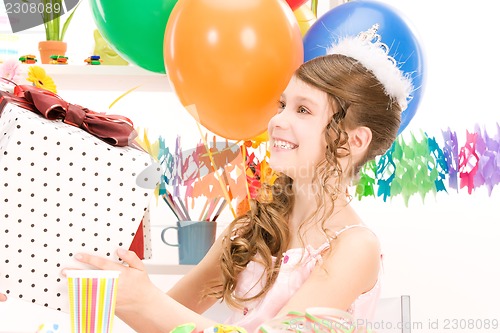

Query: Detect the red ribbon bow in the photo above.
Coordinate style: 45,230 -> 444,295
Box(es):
6,85 -> 137,147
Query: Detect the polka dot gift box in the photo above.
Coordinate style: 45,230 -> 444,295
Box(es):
0,91 -> 158,312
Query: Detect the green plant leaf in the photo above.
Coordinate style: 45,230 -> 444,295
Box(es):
60,0 -> 82,41
310,0 -> 318,17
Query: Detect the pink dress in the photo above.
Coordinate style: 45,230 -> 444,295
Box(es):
225,225 -> 382,333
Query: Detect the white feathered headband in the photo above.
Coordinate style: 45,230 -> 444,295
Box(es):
327,24 -> 413,112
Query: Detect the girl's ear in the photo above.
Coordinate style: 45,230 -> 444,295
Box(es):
348,126 -> 372,157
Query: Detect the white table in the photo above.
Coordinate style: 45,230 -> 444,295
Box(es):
0,266 -> 231,333
0,298 -> 134,333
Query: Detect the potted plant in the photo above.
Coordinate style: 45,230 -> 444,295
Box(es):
37,0 -> 81,64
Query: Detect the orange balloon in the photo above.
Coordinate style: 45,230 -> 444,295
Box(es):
294,4 -> 317,37
164,0 -> 303,140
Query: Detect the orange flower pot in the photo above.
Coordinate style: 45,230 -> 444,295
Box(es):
38,41 -> 67,64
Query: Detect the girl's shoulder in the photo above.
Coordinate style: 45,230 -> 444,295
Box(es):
332,224 -> 380,250
323,224 -> 381,268
319,224 -> 381,295
332,224 -> 378,242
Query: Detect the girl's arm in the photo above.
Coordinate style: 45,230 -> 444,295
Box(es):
71,249 -> 218,333
167,225 -> 228,313
71,224 -> 232,333
276,227 -> 381,316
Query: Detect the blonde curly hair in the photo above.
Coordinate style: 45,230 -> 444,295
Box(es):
206,53 -> 402,309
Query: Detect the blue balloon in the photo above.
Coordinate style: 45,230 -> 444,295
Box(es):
303,0 -> 425,134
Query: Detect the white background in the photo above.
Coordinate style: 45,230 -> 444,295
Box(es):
1,0 -> 499,332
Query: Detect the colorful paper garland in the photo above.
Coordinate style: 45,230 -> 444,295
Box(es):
356,124 -> 500,205
137,124 -> 500,211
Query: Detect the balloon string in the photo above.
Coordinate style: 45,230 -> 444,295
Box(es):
196,122 -> 237,218
108,85 -> 141,110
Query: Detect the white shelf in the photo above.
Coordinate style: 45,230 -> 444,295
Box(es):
20,64 -> 172,92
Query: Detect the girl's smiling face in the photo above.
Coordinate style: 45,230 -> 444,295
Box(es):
268,76 -> 333,181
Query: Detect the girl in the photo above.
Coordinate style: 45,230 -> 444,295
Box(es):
1,25 -> 412,333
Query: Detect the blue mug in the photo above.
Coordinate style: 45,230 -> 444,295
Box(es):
161,221 -> 216,265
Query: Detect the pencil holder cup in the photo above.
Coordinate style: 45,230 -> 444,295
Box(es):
161,221 -> 216,265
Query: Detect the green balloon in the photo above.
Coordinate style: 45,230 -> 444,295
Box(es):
89,0 -> 178,73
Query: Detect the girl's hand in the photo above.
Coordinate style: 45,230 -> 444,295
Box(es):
63,248 -> 160,315
64,248 -> 219,332
0,292 -> 6,302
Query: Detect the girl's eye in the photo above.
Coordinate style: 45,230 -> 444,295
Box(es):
277,100 -> 285,113
298,106 -> 310,114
